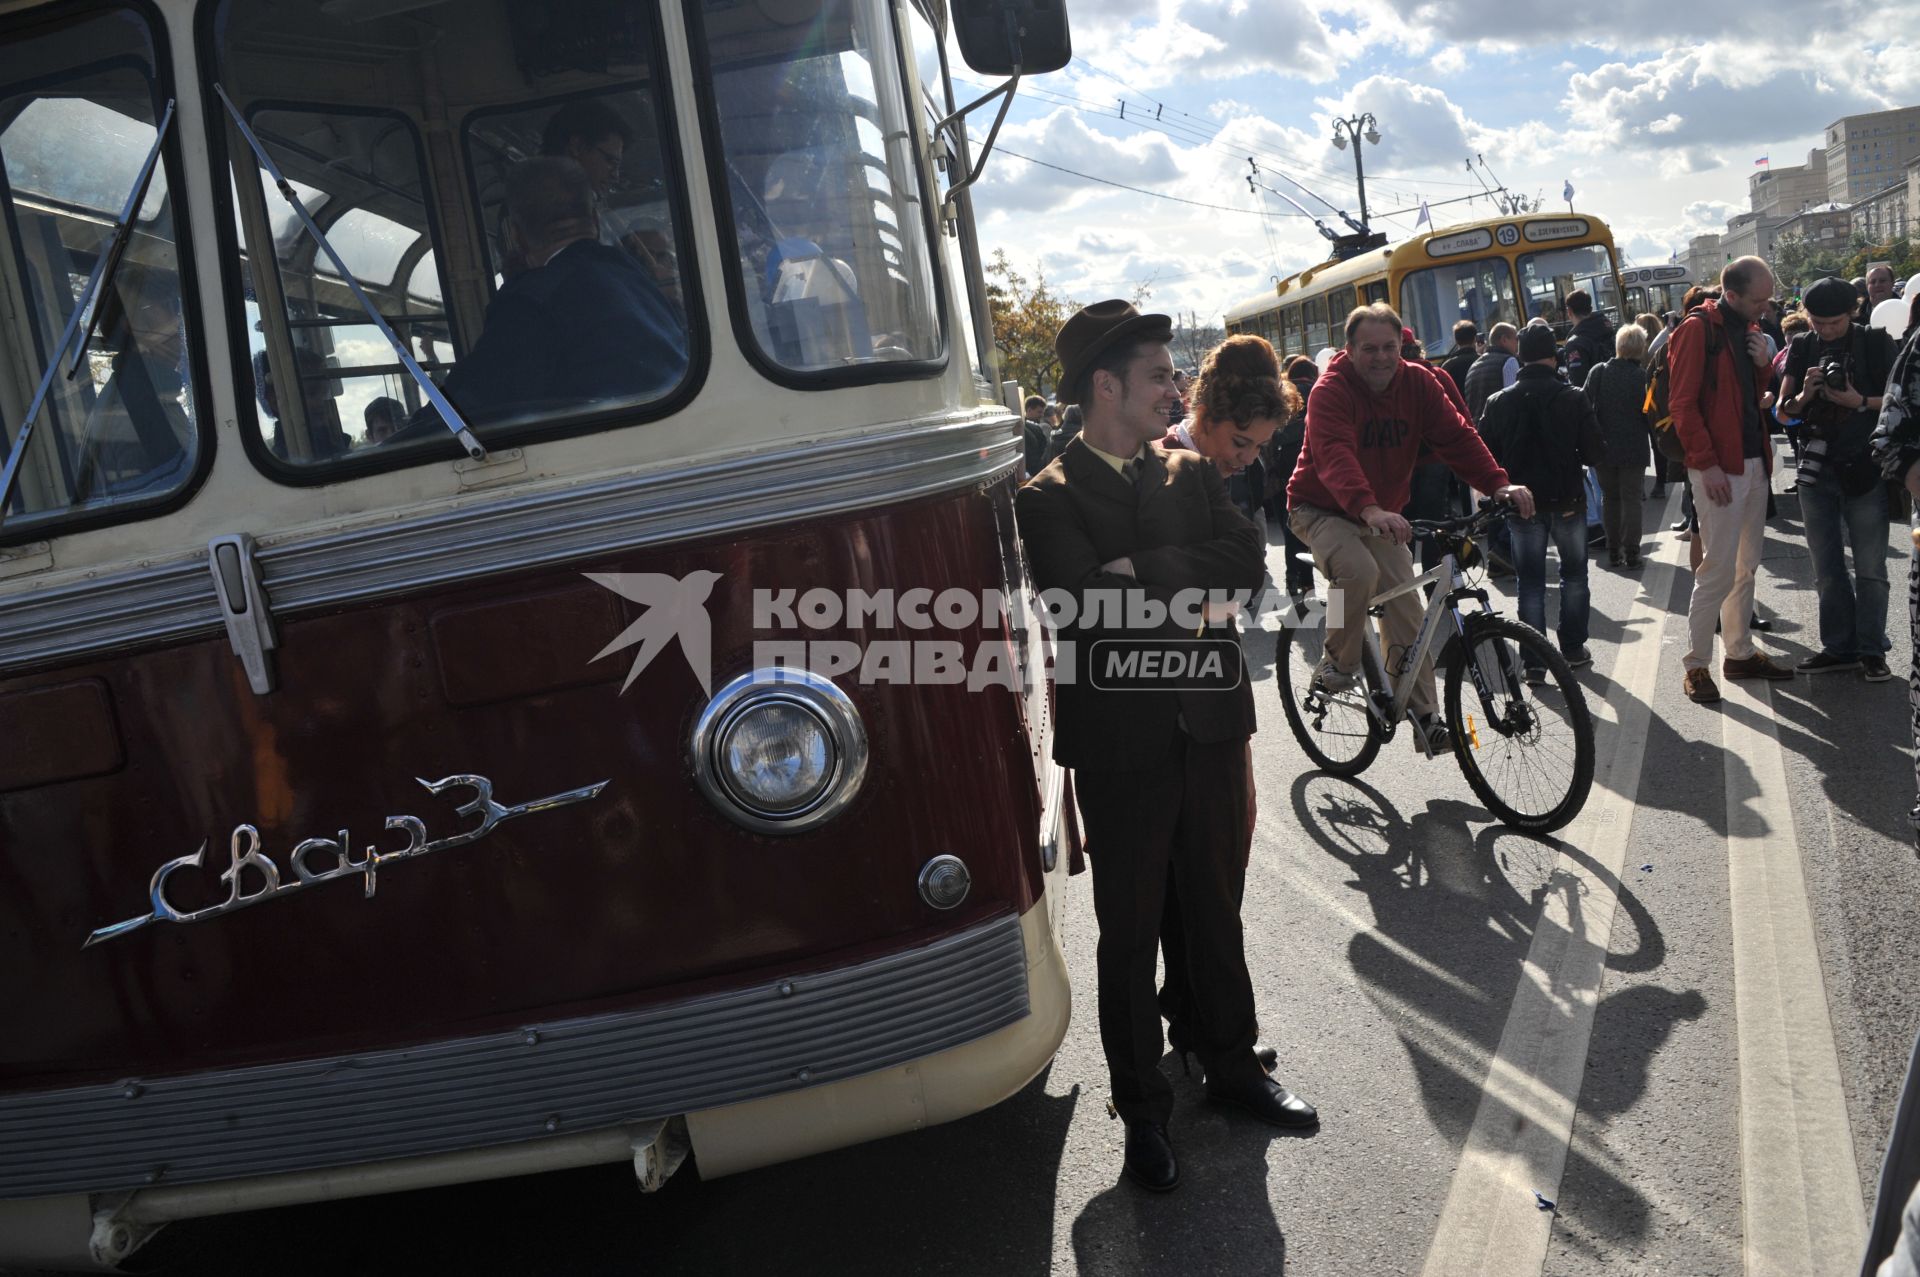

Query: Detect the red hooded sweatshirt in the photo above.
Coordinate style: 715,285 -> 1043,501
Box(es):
1287,352 -> 1509,521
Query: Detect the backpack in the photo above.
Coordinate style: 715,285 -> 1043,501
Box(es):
1643,309 -> 1721,465
1487,381 -> 1584,505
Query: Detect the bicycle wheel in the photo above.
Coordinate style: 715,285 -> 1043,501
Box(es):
1276,603 -> 1382,777
1444,616 -> 1594,832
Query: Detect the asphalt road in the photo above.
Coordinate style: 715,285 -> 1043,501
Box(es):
138,475 -> 1920,1277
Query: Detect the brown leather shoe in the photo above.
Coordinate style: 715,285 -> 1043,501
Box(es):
1723,653 -> 1794,681
1684,668 -> 1721,703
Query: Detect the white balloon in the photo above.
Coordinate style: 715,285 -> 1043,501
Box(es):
1315,346 -> 1336,371
1906,273 -> 1920,301
1871,297 -> 1908,334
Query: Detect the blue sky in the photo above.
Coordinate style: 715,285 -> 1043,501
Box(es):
952,0 -> 1920,325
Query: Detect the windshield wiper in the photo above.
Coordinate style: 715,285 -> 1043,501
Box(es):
0,99 -> 175,525
214,84 -> 486,463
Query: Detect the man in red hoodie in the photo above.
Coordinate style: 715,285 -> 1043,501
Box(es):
1670,256 -> 1796,703
1288,303 -> 1535,753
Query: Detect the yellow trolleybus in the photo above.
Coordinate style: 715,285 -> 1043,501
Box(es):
1224,213 -> 1629,360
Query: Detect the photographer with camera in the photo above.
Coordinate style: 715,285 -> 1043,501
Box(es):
1779,277 -> 1900,680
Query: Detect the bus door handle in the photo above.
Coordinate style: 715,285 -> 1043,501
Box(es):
209,533 -> 278,695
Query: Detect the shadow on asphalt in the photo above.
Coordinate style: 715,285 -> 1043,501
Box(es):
145,1063 -> 1082,1276
1287,773 -> 1704,1265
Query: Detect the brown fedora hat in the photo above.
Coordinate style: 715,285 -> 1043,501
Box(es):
1055,299 -> 1173,403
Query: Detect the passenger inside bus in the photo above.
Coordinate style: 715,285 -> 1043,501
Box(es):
64,262 -> 195,502
363,397 -> 405,446
389,156 -> 686,439
537,98 -> 681,309
253,348 -> 352,461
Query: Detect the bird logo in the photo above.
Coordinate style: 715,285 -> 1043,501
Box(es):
584,570 -> 723,695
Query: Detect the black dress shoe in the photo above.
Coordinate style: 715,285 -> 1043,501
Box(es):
1168,1022 -> 1280,1078
1123,1121 -> 1179,1192
1206,1073 -> 1319,1129
1670,519 -> 1690,532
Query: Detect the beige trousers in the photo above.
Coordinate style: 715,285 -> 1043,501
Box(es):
1290,503 -> 1438,716
1685,464 -> 1769,669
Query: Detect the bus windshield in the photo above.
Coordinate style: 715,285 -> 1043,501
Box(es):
694,0 -> 944,379
1398,256 -> 1519,355
211,0 -> 698,474
1518,243 -> 1619,330
0,7 -> 200,535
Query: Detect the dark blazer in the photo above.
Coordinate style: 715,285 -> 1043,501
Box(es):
444,239 -> 688,424
1015,437 -> 1265,771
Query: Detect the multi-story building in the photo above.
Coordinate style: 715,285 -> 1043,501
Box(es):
1719,211 -> 1789,267
1772,206 -> 1852,251
1750,149 -> 1829,219
1824,106 -> 1920,204
1853,178 -> 1911,243
1686,232 -> 1723,283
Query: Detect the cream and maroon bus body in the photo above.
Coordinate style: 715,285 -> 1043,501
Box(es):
0,0 -> 1073,1266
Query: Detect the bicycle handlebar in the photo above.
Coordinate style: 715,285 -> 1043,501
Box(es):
1408,499 -> 1514,541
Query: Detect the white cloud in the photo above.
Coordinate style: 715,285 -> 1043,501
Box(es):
1430,46 -> 1467,77
1044,0 -> 1349,90
1560,50 -> 1881,161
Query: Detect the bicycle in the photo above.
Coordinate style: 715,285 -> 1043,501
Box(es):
1275,502 -> 1595,833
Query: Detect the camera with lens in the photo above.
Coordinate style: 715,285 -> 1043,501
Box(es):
1820,359 -> 1849,394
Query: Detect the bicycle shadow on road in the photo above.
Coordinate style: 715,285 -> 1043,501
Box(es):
1288,773 -> 1706,1264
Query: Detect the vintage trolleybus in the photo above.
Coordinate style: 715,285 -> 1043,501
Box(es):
1619,263 -> 1696,321
1224,212 -> 1630,359
0,0 -> 1078,1265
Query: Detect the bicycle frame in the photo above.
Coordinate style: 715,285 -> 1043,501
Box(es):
1352,537 -> 1513,731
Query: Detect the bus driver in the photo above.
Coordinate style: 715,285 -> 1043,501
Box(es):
390,156 -> 687,440
1288,303 -> 1534,754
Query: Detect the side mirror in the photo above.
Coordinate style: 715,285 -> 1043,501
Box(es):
951,0 -> 1071,76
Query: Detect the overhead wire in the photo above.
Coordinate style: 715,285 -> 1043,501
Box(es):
983,140 -> 1310,216
979,69 -> 1429,207
1059,54 -> 1434,204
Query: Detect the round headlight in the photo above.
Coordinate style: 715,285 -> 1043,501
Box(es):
717,700 -> 834,815
691,668 -> 868,835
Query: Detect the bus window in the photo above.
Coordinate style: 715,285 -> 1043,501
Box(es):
211,1 -> 697,474
1281,305 -> 1303,358
694,0 -> 945,379
1571,267 -> 1622,326
236,106 -> 448,462
0,7 -> 201,535
902,0 -> 982,389
1328,284 -> 1359,328
1364,280 -> 1389,306
1517,243 -> 1618,334
1397,257 -> 1517,355
1303,296 -> 1328,355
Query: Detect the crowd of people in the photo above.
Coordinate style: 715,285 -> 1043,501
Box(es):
1012,265 -> 1920,1271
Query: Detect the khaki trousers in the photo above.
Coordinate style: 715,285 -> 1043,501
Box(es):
1685,464 -> 1769,669
1290,503 -> 1438,716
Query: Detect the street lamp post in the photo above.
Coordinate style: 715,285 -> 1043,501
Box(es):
1331,113 -> 1381,231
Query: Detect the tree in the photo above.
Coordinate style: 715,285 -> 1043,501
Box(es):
1772,233 -> 1852,297
985,250 -> 1077,397
1842,233 -> 1919,286
1171,313 -> 1225,373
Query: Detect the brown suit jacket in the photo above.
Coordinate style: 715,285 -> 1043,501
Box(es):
1015,437 -> 1265,771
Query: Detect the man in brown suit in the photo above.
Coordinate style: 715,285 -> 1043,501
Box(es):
1016,301 -> 1316,1194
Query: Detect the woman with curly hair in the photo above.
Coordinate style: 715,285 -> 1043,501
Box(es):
1154,332 -> 1299,1083
1165,334 -> 1301,473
